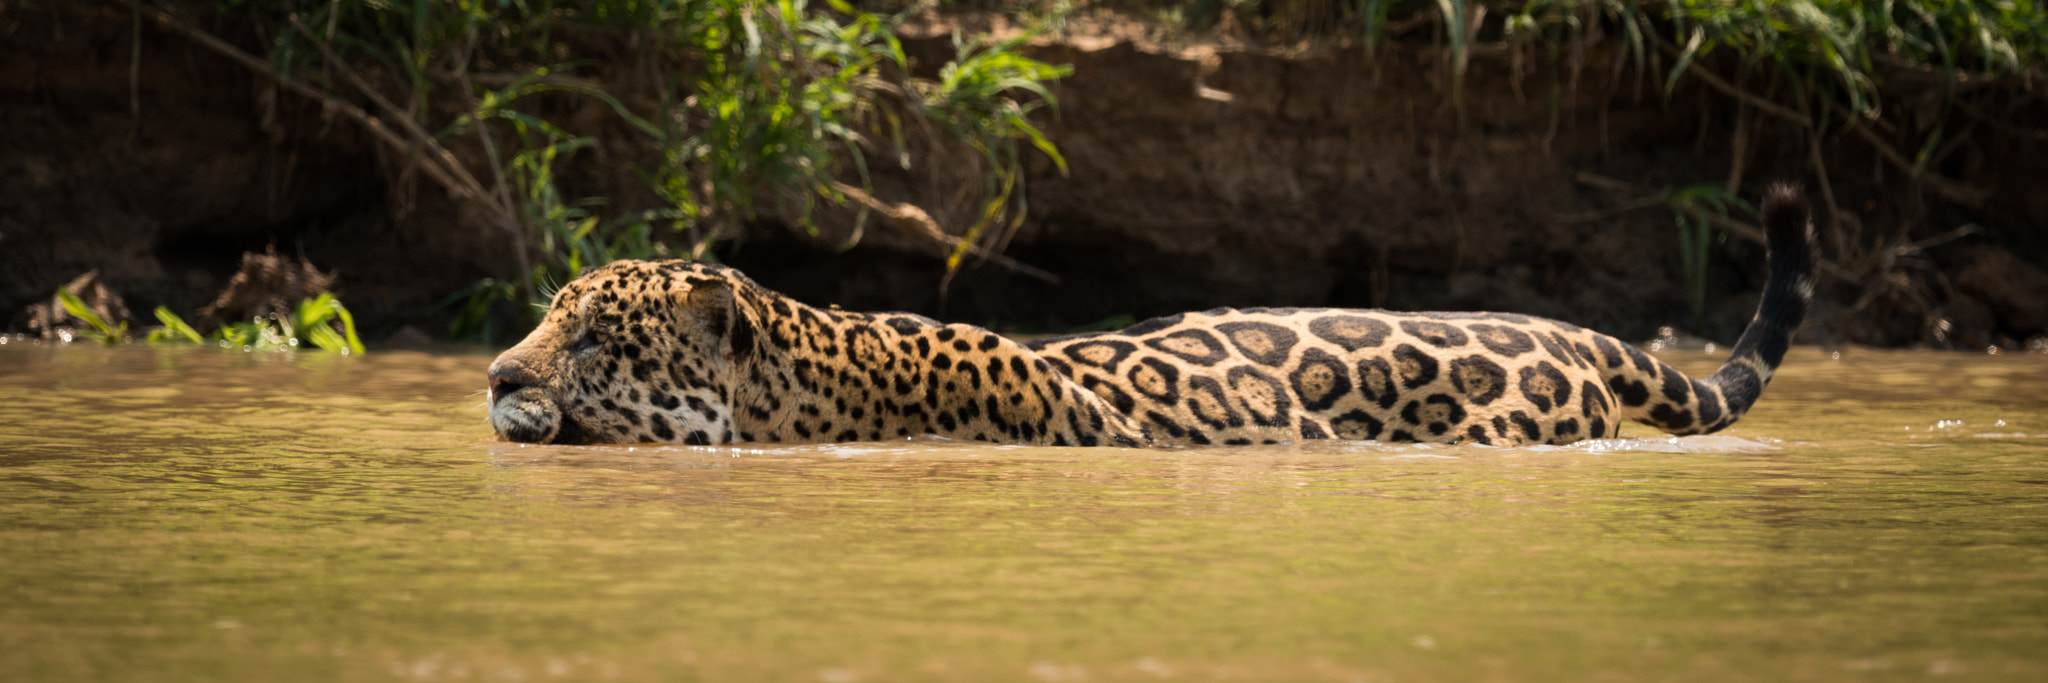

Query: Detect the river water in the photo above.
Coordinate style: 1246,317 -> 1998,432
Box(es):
1,341 -> 2044,682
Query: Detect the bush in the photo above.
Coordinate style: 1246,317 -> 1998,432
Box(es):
136,0 -> 1074,343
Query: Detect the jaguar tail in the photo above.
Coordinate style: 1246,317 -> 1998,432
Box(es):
1604,184 -> 1817,435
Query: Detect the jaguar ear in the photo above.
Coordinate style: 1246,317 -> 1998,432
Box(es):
684,279 -> 754,361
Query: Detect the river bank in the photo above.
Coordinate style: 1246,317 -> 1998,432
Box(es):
4,3 -> 2044,349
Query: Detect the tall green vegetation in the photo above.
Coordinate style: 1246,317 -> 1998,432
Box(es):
131,0 -> 1072,342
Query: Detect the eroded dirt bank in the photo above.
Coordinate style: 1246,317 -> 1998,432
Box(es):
5,6 -> 2045,348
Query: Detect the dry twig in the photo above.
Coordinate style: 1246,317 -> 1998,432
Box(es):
135,3 -> 542,303
1561,172 -> 1860,283
129,2 -> 476,202
831,182 -> 1059,285
1657,40 -> 1987,209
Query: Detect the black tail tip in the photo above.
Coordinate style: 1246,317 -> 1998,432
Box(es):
1760,183 -> 1811,241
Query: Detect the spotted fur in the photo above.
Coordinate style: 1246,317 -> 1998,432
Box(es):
488,187 -> 1814,448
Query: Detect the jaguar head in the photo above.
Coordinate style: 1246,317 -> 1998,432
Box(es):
486,260 -> 754,445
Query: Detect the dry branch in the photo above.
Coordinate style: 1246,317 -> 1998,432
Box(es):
137,3 -> 541,303
128,2 -> 479,205
1847,123 -> 1990,208
831,182 -> 1060,285
1670,55 -> 1809,126
1658,41 -> 1988,209
1562,172 -> 1860,283
469,72 -> 607,90
283,16 -> 520,226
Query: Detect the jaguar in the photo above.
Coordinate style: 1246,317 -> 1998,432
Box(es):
487,186 -> 1814,448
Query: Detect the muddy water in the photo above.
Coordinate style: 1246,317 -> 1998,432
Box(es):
1,342 -> 2045,682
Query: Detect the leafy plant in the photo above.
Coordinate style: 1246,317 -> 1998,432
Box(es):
288,293 -> 367,355
54,289 -> 128,345
136,295 -> 365,355
145,306 -> 205,344
144,0 -> 1074,344
917,30 -> 1074,274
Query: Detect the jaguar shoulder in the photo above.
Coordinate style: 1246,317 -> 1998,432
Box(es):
487,187 -> 1814,447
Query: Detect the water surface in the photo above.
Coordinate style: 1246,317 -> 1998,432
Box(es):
1,342 -> 2045,681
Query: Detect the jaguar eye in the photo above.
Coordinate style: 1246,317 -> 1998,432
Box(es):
570,330 -> 601,354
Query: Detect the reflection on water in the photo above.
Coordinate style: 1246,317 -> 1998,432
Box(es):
1,343 -> 2045,681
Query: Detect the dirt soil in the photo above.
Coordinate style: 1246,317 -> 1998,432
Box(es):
4,5 -> 2045,349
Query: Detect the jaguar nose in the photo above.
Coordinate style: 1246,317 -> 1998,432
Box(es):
488,373 -> 522,404
487,361 -> 539,404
